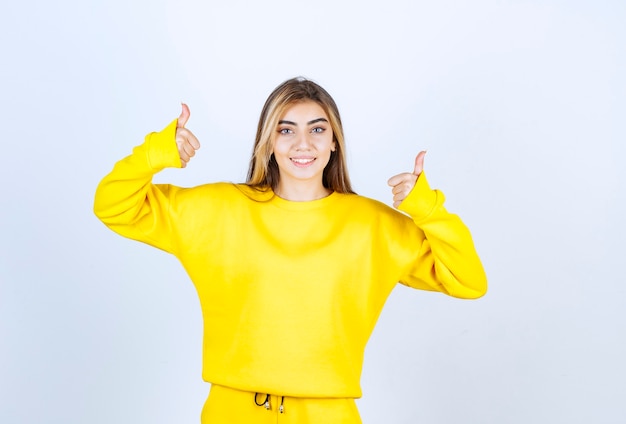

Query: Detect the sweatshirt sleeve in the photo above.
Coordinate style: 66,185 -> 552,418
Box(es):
93,119 -> 182,254
397,173 -> 488,299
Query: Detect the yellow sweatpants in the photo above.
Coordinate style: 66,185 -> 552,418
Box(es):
201,384 -> 362,423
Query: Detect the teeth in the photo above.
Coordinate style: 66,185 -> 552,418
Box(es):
292,158 -> 314,164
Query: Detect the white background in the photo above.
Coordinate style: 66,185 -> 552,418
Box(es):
1,0 -> 624,423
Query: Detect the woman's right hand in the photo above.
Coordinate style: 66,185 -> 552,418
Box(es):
176,103 -> 201,168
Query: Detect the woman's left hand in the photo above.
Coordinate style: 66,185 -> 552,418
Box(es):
387,151 -> 427,209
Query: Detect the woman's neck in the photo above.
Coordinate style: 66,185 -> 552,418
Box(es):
274,182 -> 332,202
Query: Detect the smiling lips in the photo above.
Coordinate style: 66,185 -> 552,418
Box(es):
291,157 -> 316,167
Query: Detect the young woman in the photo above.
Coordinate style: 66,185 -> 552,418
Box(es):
94,77 -> 487,423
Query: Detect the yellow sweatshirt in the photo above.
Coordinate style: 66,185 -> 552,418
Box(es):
94,120 -> 487,398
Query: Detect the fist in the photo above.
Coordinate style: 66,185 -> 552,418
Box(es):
175,103 -> 200,168
387,151 -> 427,208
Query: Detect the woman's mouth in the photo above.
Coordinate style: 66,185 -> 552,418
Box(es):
291,157 -> 316,167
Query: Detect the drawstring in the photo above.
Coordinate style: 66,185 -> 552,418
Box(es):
254,393 -> 271,410
254,393 -> 285,414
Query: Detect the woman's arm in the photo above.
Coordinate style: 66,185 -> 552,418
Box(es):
93,106 -> 200,253
388,153 -> 488,299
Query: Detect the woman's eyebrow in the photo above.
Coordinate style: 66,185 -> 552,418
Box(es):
278,118 -> 329,126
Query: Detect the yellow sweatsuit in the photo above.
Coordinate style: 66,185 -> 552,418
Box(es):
94,119 -> 487,422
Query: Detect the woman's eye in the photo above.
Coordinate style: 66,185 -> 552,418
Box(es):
311,127 -> 325,133
279,128 -> 293,135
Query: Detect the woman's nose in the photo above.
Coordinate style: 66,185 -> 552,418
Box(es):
294,133 -> 312,149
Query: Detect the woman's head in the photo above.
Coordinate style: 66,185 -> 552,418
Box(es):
246,77 -> 354,194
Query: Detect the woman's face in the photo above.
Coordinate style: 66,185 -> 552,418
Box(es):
272,101 -> 336,192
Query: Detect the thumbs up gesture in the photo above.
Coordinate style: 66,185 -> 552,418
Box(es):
175,103 -> 201,168
387,151 -> 427,209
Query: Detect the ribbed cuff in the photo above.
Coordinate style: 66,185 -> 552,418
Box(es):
146,119 -> 182,170
397,172 -> 442,222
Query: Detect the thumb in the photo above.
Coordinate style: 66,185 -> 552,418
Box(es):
413,150 -> 427,176
177,103 -> 190,128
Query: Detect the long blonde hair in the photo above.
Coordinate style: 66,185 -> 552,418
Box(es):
246,77 -> 354,194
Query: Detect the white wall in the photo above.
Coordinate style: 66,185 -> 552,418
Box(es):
1,0 -> 624,423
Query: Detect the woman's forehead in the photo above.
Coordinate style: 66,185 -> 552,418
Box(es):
280,101 -> 328,122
